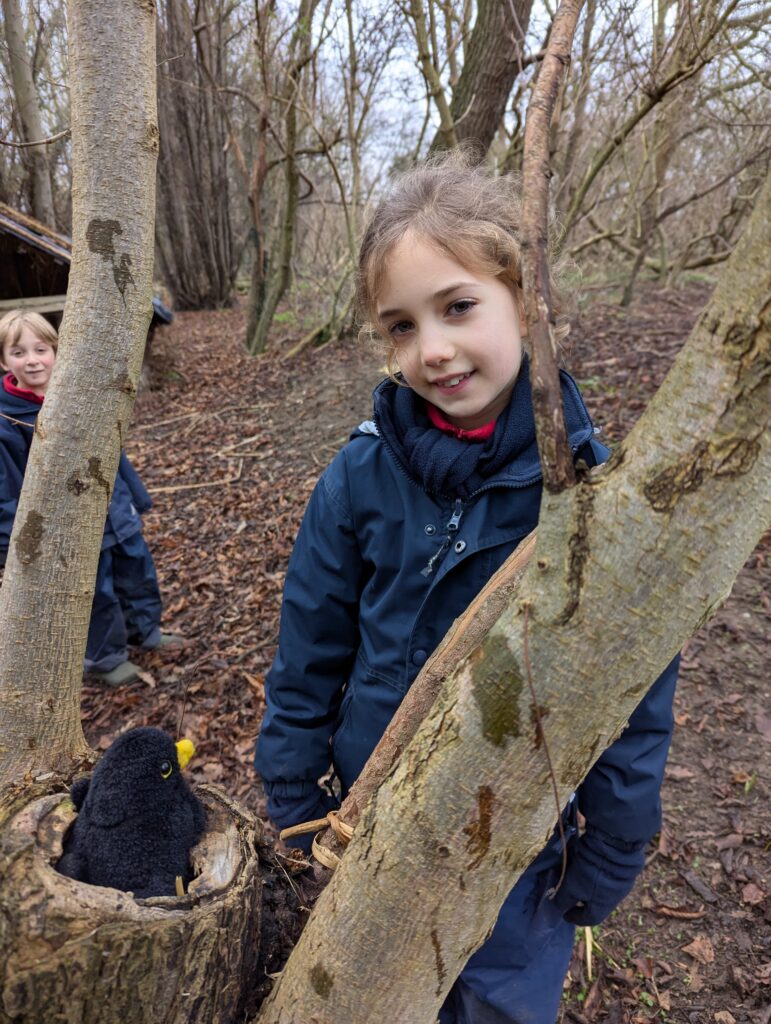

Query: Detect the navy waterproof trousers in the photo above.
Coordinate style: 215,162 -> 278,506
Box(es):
84,530 -> 162,673
438,838 -> 575,1024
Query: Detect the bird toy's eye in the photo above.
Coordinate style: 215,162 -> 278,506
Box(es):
160,760 -> 173,779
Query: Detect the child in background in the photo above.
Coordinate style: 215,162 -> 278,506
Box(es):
255,155 -> 679,1024
0,310 -> 183,687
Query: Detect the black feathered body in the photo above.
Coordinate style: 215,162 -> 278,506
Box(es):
58,728 -> 206,898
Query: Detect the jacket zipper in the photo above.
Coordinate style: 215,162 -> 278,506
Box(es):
421,498 -> 464,577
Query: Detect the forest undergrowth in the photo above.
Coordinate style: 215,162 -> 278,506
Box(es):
80,283 -> 770,1024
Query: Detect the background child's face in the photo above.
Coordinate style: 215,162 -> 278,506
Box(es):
377,232 -> 525,430
1,324 -> 57,395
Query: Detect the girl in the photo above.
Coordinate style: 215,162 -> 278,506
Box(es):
0,310 -> 183,687
255,156 -> 678,1024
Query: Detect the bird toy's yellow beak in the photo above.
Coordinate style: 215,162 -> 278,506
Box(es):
176,738 -> 195,770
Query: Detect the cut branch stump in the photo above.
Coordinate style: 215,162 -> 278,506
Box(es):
0,786 -> 262,1024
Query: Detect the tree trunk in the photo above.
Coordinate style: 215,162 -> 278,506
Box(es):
247,0 -> 318,355
256,174 -> 770,1023
0,786 -> 263,1024
155,0 -> 238,310
0,0 -> 158,792
1,0 -> 56,225
429,0 -> 534,156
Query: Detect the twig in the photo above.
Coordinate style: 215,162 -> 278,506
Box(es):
0,411 -> 34,429
521,0 -> 584,494
147,458 -> 243,493
0,127 -> 70,148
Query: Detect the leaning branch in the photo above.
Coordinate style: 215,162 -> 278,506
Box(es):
520,0 -> 584,494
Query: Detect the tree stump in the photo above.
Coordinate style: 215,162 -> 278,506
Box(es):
0,785 -> 263,1024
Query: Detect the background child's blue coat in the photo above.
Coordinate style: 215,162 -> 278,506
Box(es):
256,371 -> 678,1024
0,381 -> 162,671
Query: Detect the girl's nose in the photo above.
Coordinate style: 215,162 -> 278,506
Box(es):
419,328 -> 454,366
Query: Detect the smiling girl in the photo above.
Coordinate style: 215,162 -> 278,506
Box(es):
254,154 -> 679,1024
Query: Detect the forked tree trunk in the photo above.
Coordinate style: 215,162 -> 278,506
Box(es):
256,175 -> 770,1023
429,0 -> 534,156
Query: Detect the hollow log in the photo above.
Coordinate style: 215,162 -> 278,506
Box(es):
0,786 -> 263,1024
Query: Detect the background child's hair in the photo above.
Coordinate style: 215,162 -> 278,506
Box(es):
356,150 -> 570,371
0,310 -> 59,362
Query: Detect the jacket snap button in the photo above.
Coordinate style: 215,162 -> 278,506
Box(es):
412,649 -> 427,667
424,524 -> 436,535
454,540 -> 467,553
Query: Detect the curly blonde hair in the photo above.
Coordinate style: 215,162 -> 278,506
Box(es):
356,150 -> 569,375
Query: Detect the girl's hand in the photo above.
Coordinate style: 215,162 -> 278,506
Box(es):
551,825 -> 646,926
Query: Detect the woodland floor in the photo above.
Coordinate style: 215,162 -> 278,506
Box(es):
81,283 -> 769,1024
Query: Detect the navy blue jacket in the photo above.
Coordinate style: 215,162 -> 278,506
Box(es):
256,372 -> 678,849
0,378 -> 151,567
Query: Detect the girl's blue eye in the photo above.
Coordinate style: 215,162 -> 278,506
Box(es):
448,299 -> 475,316
389,321 -> 413,337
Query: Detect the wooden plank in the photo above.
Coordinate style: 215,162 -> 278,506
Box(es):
0,295 -> 66,313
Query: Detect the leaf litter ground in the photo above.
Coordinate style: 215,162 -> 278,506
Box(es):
81,285 -> 769,1024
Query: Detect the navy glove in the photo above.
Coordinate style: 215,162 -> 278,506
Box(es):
551,825 -> 646,926
266,784 -> 339,855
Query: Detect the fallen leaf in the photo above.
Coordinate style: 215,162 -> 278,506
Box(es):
682,936 -> 715,965
714,1012 -> 736,1024
657,990 -> 671,1011
681,869 -> 718,903
135,668 -> 156,689
667,765 -> 695,780
689,968 -> 705,992
715,833 -> 744,850
741,882 -> 766,905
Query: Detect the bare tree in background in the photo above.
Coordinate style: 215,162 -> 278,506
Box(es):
154,0 -> 244,309
1,0 -> 56,224
429,0 -> 535,155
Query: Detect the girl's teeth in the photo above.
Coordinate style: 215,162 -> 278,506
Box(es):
443,374 -> 468,387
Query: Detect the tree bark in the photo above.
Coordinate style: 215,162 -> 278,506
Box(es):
0,0 -> 158,794
0,786 -> 263,1024
521,0 -> 583,494
429,0 -> 534,156
256,173 -> 770,1023
1,0 -> 56,225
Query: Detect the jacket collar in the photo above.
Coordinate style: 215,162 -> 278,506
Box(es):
369,362 -> 595,494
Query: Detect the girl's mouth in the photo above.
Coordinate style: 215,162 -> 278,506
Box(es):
435,372 -> 472,392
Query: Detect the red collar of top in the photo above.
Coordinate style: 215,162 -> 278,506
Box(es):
3,373 -> 44,404
426,401 -> 495,441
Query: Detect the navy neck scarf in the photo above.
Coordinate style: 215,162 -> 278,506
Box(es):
374,359 -> 538,499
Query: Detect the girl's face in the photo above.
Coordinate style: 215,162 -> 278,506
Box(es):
1,324 -> 56,395
377,233 -> 525,430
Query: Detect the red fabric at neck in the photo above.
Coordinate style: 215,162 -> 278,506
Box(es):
426,401 -> 496,441
3,373 -> 44,404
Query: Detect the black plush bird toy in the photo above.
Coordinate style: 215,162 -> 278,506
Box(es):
58,727 -> 207,899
